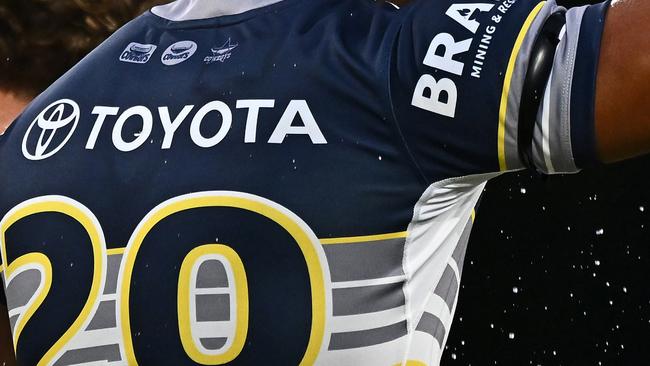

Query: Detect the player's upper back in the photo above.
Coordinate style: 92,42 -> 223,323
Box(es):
1,2 -> 429,365
2,0 -> 419,238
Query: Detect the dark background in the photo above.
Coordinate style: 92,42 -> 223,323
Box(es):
443,2 -> 650,364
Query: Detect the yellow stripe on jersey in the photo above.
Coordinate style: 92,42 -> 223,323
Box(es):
106,247 -> 125,255
320,231 -> 408,245
498,1 -> 547,171
393,361 -> 428,366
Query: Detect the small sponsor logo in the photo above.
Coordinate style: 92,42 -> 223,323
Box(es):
22,99 -> 80,160
119,42 -> 157,64
204,38 -> 238,64
161,40 -> 198,66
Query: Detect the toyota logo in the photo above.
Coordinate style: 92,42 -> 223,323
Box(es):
22,99 -> 79,160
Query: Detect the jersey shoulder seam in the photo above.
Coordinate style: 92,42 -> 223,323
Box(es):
382,12 -> 431,187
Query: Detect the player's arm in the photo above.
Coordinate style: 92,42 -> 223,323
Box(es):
595,0 -> 650,163
0,303 -> 16,366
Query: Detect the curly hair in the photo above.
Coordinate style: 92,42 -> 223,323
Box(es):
0,0 -> 169,97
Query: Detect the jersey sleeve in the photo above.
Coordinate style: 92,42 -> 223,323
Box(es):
388,0 -> 610,181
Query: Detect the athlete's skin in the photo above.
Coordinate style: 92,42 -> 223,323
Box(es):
0,0 -> 647,364
0,91 -> 29,134
594,0 -> 650,162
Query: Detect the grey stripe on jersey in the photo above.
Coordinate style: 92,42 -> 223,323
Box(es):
328,320 -> 408,351
433,265 -> 459,311
104,254 -> 122,295
196,294 -> 230,322
52,344 -> 121,366
323,237 -> 405,282
196,259 -> 229,288
86,300 -> 117,330
332,282 -> 405,316
5,268 -> 40,311
415,312 -> 446,346
323,236 -> 408,350
452,215 -> 473,275
200,337 -> 228,350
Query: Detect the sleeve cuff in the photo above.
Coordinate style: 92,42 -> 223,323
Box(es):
569,1 -> 610,168
532,1 -> 610,173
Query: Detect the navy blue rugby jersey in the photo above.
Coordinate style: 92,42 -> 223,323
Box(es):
0,0 -> 608,365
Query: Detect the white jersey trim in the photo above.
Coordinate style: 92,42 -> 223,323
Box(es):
400,172 -> 500,365
151,0 -> 284,21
